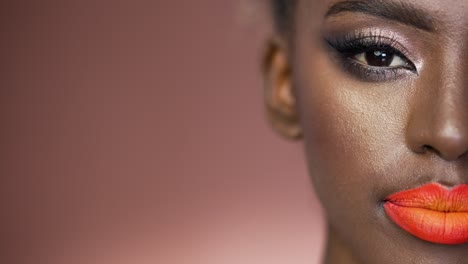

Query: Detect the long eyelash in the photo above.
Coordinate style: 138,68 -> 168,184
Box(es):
324,31 -> 418,81
326,31 -> 409,56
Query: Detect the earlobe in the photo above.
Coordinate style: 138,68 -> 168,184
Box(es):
263,39 -> 302,140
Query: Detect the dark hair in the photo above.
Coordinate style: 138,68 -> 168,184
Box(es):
271,0 -> 297,32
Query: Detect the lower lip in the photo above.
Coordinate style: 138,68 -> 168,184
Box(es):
384,183 -> 468,245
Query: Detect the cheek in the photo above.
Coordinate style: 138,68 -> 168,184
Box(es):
294,54 -> 412,222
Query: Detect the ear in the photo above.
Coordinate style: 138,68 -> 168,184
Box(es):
262,39 -> 302,140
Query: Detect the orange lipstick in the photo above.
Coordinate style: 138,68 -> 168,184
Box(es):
384,183 -> 468,245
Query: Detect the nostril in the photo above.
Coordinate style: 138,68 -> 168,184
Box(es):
422,145 -> 440,155
406,113 -> 468,161
421,141 -> 468,161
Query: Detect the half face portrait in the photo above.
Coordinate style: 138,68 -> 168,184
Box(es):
263,0 -> 468,263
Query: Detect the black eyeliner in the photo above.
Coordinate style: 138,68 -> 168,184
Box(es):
323,30 -> 419,82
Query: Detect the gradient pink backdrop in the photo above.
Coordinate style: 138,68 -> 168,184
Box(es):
2,1 -> 325,263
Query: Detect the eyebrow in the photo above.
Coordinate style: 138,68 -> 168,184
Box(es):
325,0 -> 436,32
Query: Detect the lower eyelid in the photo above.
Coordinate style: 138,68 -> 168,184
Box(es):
342,58 -> 412,82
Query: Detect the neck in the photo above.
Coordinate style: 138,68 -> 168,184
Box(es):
323,224 -> 360,264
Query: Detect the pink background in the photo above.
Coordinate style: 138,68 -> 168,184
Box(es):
3,1 -> 324,263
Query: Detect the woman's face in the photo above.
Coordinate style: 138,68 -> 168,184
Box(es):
265,0 -> 468,263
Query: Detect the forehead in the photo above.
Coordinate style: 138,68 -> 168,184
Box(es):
320,0 -> 465,10
302,0 -> 468,33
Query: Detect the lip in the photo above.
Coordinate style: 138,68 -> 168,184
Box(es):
384,183 -> 468,245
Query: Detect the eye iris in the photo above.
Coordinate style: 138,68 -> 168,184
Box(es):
365,50 -> 394,67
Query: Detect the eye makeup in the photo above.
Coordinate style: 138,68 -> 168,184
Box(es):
324,29 -> 419,83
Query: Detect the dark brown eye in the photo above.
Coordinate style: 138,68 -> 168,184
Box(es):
354,50 -> 405,68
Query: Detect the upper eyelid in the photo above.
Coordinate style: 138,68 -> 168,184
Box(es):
324,28 -> 414,55
339,36 -> 412,59
326,39 -> 418,76
327,35 -> 416,66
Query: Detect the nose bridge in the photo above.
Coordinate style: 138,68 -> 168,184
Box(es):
406,47 -> 468,161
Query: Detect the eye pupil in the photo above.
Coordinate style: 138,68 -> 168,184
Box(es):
365,50 -> 394,67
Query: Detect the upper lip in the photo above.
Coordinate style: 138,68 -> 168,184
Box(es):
384,183 -> 468,212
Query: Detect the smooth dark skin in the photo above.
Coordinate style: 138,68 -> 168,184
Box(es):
263,0 -> 468,263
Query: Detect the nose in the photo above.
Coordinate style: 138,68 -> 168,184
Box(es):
406,77 -> 468,162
